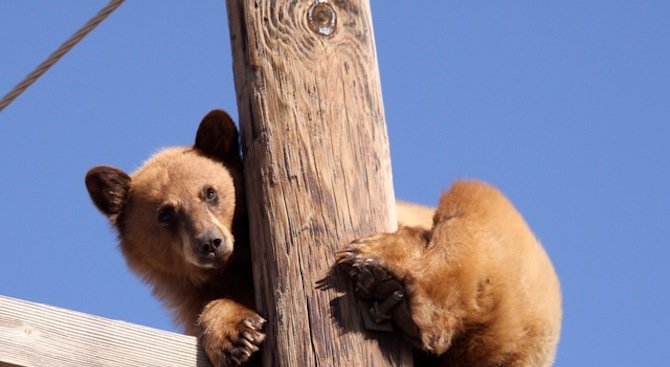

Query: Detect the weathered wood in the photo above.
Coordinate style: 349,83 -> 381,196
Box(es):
0,295 -> 209,367
226,1 -> 413,366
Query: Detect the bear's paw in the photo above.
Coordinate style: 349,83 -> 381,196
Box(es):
198,299 -> 265,366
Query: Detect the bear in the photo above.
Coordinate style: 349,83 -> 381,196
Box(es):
337,180 -> 562,367
86,109 -> 561,366
85,110 -> 264,366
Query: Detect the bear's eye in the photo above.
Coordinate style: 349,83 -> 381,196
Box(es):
205,186 -> 218,203
157,205 -> 177,227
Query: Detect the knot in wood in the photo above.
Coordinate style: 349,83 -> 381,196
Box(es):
307,1 -> 337,36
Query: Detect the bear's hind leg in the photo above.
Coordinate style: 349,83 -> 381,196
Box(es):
337,226 -> 430,347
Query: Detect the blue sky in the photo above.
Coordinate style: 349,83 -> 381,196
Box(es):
1,2 -> 668,366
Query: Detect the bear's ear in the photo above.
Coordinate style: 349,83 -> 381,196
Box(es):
194,109 -> 242,165
85,166 -> 131,224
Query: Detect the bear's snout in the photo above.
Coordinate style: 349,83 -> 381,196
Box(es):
195,229 -> 226,256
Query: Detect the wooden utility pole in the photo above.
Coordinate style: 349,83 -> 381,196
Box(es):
227,1 -> 412,366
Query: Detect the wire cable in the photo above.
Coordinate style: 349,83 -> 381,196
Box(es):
0,0 -> 125,113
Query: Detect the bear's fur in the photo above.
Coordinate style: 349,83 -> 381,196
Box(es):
338,180 -> 562,366
86,110 -> 264,366
86,109 -> 561,366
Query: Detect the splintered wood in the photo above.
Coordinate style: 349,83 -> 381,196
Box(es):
226,0 -> 412,366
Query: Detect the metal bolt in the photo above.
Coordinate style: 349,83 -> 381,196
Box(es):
369,290 -> 404,323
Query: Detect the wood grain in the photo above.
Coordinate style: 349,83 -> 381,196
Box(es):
226,0 -> 413,366
0,295 -> 210,367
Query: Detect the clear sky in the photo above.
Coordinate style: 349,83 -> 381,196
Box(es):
1,2 -> 668,366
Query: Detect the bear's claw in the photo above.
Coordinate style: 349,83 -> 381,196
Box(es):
337,246 -> 404,301
221,316 -> 266,366
337,237 -> 422,343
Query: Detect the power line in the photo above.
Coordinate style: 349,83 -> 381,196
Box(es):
0,0 -> 125,113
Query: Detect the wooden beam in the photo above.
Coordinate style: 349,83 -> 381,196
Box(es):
226,1 -> 412,366
0,295 -> 209,367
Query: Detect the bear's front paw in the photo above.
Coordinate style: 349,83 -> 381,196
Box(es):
199,300 -> 265,366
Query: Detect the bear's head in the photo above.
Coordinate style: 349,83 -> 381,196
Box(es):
85,110 -> 246,285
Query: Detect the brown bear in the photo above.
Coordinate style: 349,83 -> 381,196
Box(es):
86,109 -> 561,366
85,110 -> 264,366
338,180 -> 562,366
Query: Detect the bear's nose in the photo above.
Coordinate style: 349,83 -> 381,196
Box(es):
196,230 -> 223,255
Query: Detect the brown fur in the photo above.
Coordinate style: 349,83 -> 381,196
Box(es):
86,110 -> 560,366
339,180 -> 562,366
396,200 -> 435,228
86,110 -> 264,366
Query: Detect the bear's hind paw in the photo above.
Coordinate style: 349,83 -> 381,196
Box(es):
337,239 -> 422,344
